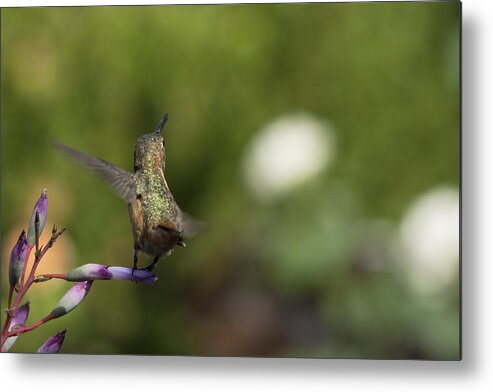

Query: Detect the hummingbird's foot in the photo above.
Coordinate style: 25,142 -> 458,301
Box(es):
142,265 -> 155,271
139,255 -> 160,271
132,246 -> 139,276
138,264 -> 155,271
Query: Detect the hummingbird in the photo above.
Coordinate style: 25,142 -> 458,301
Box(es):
55,114 -> 200,271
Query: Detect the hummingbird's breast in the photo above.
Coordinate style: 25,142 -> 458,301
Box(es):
137,170 -> 178,224
128,169 -> 182,256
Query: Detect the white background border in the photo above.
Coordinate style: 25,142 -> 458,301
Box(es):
0,0 -> 487,390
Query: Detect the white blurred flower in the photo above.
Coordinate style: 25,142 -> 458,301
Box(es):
243,113 -> 335,202
398,186 -> 459,295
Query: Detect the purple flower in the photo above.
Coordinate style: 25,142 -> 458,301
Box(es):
9,231 -> 28,287
37,329 -> 67,354
48,281 -> 93,319
27,189 -> 48,245
3,301 -> 30,352
12,301 -> 30,325
65,264 -> 113,281
63,264 -> 157,284
108,266 -> 158,284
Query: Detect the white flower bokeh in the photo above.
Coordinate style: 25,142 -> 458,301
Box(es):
398,186 -> 459,295
243,113 -> 336,202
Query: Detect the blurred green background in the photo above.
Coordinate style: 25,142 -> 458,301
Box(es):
1,1 -> 459,359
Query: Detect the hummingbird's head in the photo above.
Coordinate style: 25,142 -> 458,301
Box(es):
134,114 -> 168,171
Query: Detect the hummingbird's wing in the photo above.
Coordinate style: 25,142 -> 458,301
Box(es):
179,210 -> 204,239
54,143 -> 137,203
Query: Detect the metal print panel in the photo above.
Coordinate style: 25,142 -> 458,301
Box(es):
1,1 -> 460,359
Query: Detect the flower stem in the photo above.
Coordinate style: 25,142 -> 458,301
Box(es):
35,273 -> 66,281
1,227 -> 64,350
6,315 -> 55,339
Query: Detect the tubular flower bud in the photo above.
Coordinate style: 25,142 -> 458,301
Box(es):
108,266 -> 158,284
3,302 -> 30,352
9,231 -> 28,287
38,265 -> 158,284
62,264 -> 157,284
48,281 -> 93,319
27,189 -> 48,245
65,264 -> 113,281
62,264 -> 157,283
37,329 -> 67,354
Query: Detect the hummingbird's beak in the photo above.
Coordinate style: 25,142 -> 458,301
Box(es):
154,113 -> 168,135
